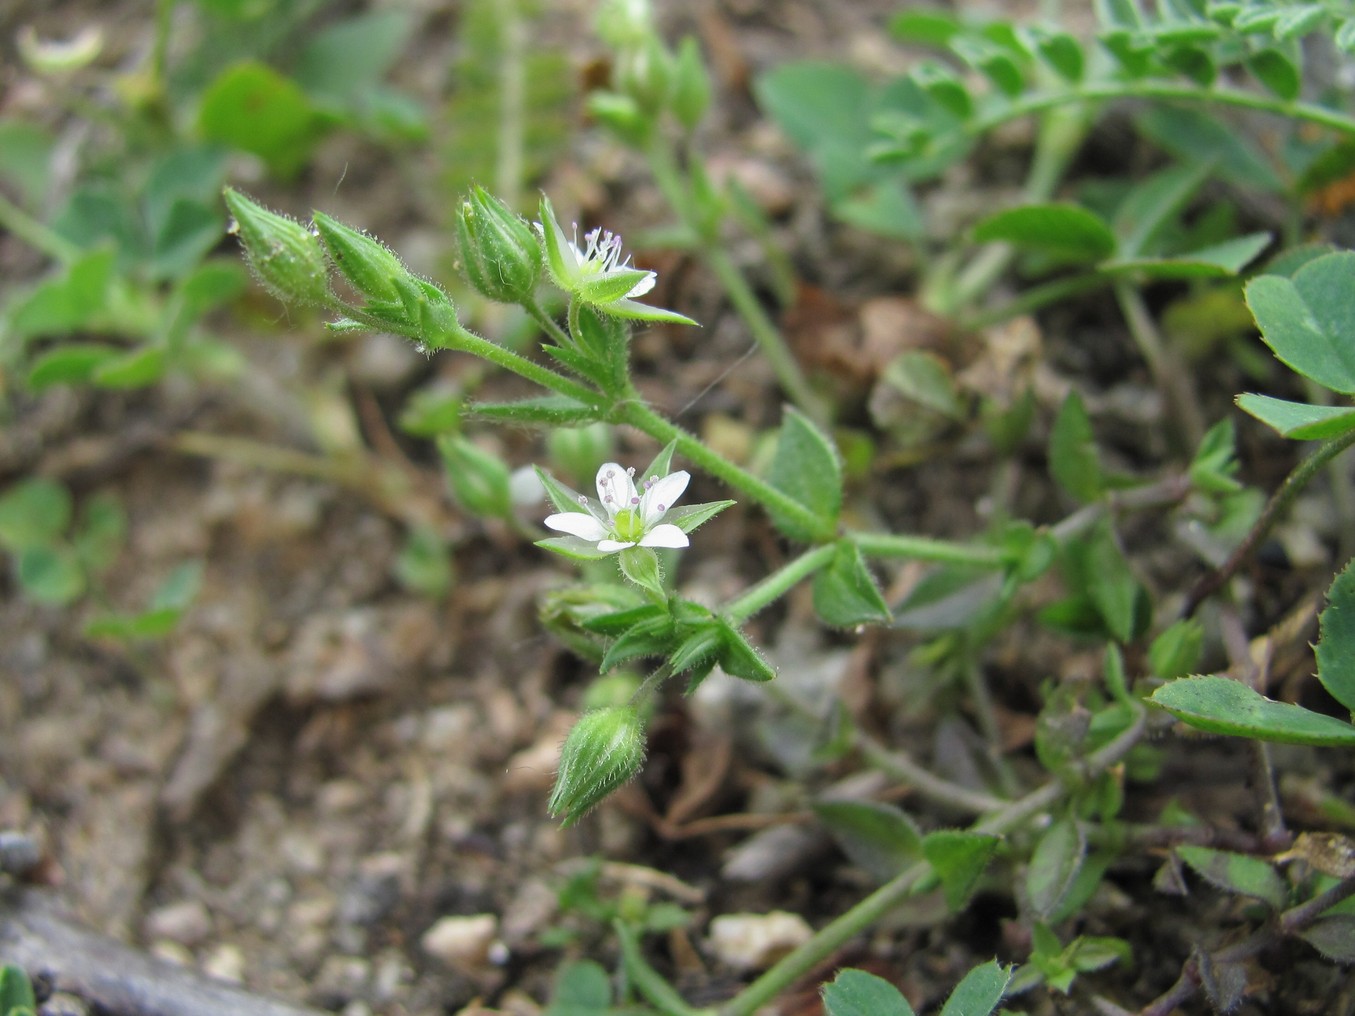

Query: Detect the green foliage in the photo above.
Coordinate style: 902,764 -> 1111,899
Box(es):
0,965 -> 36,1016
0,479 -> 126,607
766,406 -> 842,542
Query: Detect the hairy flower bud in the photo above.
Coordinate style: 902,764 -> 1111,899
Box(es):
312,211 -> 410,303
456,185 -> 543,304
437,434 -> 512,520
548,705 -> 647,825
223,188 -> 330,305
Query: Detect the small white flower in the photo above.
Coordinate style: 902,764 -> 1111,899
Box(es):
544,462 -> 691,554
537,196 -> 656,308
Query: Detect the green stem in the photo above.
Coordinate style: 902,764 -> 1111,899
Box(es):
522,295 -> 573,347
337,301 -> 601,406
494,0 -> 525,208
961,271 -> 1105,331
1183,425 -> 1355,616
849,531 -> 1007,568
0,191 -> 81,264
722,544 -> 837,624
717,701 -> 1146,1016
617,400 -> 837,543
645,137 -> 827,422
964,81 -> 1355,141
445,325 -> 600,404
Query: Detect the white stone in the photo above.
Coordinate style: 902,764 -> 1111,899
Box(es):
421,913 -> 499,969
707,911 -> 813,971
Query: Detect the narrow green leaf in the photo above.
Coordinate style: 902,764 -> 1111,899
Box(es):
545,960 -> 613,1015
822,968 -> 916,1016
668,624 -> 724,675
950,37 -> 1025,96
1152,675 -> 1355,746
1298,915 -> 1355,964
1236,394 -> 1355,441
92,346 -> 166,389
923,830 -> 1002,912
1245,251 -> 1355,394
767,406 -> 842,541
641,440 -> 679,485
1113,162 -> 1212,259
580,603 -> 668,637
469,395 -> 600,427
815,800 -> 923,883
1177,845 -> 1288,909
600,616 -> 675,673
717,619 -> 775,682
1103,232 -> 1271,279
1274,5 -> 1327,41
812,540 -> 892,627
534,467 -> 588,515
971,203 -> 1116,262
1148,619 -> 1204,681
1049,392 -> 1103,503
614,920 -> 695,1016
1316,560 -> 1355,714
536,536 -> 613,562
25,344 -> 118,389
1028,818 -> 1087,920
938,960 -> 1013,1016
664,499 -> 736,535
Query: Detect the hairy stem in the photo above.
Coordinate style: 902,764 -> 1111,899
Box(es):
1183,425 -> 1355,616
721,544 -> 837,624
616,400 -> 837,542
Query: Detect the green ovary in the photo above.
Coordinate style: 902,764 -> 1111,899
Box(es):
612,508 -> 644,543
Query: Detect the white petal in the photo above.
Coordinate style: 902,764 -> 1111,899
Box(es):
595,462 -> 638,516
625,271 -> 657,298
640,524 -> 689,549
641,470 -> 689,525
596,539 -> 635,553
544,512 -> 608,541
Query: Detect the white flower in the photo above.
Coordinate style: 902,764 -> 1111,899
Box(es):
544,462 -> 691,554
537,195 -> 656,306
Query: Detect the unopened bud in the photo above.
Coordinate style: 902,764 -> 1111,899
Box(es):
671,36 -> 711,131
456,186 -> 542,304
224,188 -> 330,305
615,35 -> 673,114
438,435 -> 512,519
312,211 -> 410,303
548,705 -> 647,825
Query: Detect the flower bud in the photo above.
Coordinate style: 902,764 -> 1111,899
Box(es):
455,185 -> 543,304
437,434 -> 512,520
224,188 -> 330,305
548,705 -> 647,825
615,35 -> 673,114
671,36 -> 711,131
312,211 -> 410,303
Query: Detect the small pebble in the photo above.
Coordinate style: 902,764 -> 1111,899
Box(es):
421,913 -> 499,969
202,942 -> 245,984
708,911 -> 813,971
0,831 -> 42,876
144,899 -> 212,946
